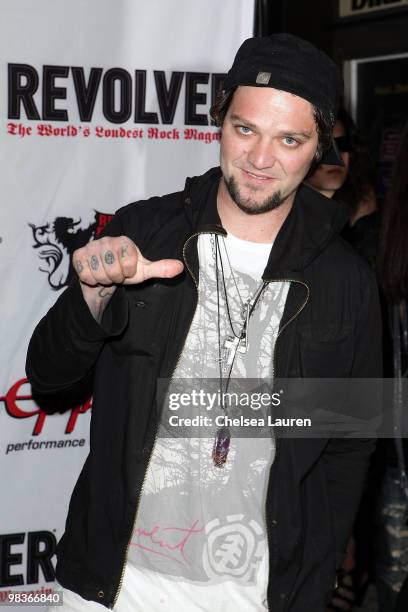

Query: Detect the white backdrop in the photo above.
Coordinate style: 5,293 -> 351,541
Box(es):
0,0 -> 254,604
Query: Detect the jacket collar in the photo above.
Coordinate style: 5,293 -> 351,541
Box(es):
183,166 -> 349,280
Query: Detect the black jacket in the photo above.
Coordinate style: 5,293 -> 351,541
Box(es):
26,167 -> 382,611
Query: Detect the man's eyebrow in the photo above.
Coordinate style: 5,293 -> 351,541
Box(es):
229,114 -> 258,130
277,130 -> 312,139
229,115 -> 313,139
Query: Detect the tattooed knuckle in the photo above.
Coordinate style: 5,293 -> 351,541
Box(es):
120,244 -> 130,258
90,255 -> 100,271
104,250 -> 115,265
74,259 -> 84,274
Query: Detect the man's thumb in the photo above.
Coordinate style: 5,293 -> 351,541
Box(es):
142,258 -> 184,281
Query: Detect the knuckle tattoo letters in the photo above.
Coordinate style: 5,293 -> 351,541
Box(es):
104,250 -> 115,265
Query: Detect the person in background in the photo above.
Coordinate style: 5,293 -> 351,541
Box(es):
336,108 -> 379,270
377,121 -> 408,612
306,108 -> 379,267
307,110 -> 380,612
305,107 -> 352,200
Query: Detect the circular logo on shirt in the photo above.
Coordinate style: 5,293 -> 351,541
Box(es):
202,514 -> 265,582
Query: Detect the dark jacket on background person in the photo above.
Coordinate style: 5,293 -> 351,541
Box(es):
26,167 -> 382,612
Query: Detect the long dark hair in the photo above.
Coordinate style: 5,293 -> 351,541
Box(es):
334,107 -> 375,211
378,122 -> 408,301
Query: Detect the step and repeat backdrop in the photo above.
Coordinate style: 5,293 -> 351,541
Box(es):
0,0 -> 254,605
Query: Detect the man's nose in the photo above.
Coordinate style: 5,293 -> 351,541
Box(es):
247,138 -> 276,170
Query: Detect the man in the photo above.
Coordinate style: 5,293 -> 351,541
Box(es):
26,34 -> 381,611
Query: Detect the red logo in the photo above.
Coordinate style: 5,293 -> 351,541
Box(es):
0,378 -> 92,435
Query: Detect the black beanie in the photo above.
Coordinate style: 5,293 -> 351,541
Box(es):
223,33 -> 343,123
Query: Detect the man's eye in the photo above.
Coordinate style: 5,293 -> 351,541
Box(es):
237,126 -> 252,135
283,136 -> 299,146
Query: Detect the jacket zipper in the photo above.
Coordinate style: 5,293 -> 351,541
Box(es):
111,230 -> 222,607
264,279 -> 309,611
111,245 -> 309,609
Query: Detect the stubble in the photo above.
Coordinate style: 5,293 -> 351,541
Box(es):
225,175 -> 285,215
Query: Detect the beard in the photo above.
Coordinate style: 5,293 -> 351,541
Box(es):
225,175 -> 286,215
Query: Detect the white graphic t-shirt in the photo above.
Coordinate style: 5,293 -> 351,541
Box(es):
120,233 -> 290,612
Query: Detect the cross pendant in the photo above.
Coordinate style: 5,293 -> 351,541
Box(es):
223,335 -> 246,367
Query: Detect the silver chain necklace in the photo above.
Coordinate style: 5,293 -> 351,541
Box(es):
210,233 -> 268,467
210,234 -> 267,370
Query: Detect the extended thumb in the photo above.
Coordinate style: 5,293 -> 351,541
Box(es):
142,258 -> 184,280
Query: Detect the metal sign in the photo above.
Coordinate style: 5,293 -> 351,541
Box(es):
339,0 -> 408,18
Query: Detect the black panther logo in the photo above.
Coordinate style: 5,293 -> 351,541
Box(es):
30,212 -> 113,290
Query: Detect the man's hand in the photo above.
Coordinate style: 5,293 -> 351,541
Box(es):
72,236 -> 184,322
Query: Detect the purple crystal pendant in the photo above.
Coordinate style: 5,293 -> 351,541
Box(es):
212,426 -> 231,467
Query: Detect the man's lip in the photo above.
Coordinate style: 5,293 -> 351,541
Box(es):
241,169 -> 277,181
